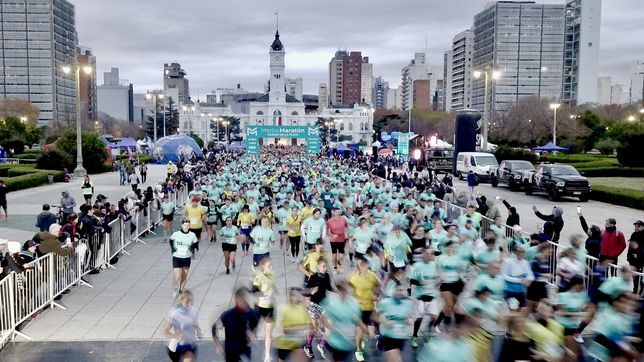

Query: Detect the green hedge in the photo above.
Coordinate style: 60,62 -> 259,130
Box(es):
2,170 -> 64,192
581,167 -> 644,177
7,166 -> 40,177
591,185 -> 644,210
546,153 -> 616,164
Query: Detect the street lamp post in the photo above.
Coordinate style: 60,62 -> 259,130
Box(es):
472,68 -> 501,151
549,103 -> 561,145
146,91 -> 164,143
222,120 -> 230,144
62,63 -> 93,177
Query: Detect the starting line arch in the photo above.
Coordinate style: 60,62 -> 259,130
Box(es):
246,125 -> 320,155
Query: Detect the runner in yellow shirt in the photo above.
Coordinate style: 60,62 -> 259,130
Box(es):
349,255 -> 381,362
184,197 -> 206,257
237,205 -> 256,255
275,288 -> 310,362
286,207 -> 303,262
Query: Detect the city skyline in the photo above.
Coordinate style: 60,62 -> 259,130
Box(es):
71,0 -> 642,96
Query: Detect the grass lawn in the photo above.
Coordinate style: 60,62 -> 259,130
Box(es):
590,177 -> 644,192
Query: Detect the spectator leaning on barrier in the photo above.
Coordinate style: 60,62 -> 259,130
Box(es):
35,223 -> 76,257
533,206 -> 564,242
60,190 -> 76,221
35,204 -> 57,232
627,221 -> 643,293
600,217 -> 626,264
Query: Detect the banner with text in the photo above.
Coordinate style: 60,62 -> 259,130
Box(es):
246,125 -> 321,155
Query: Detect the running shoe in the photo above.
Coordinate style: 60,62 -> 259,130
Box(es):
354,350 -> 365,362
292,258 -> 296,263
573,333 -> 584,343
226,268 -> 230,275
316,343 -> 327,359
303,345 -> 314,358
411,336 -> 419,348
434,325 -> 444,334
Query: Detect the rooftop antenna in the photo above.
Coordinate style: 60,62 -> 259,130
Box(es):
275,10 -> 279,32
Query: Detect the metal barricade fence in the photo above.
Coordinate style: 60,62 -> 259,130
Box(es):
14,254 -> 54,326
0,275 -> 15,349
107,218 -> 123,262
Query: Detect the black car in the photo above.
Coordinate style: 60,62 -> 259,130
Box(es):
490,160 -> 535,190
524,164 -> 591,202
425,148 -> 453,174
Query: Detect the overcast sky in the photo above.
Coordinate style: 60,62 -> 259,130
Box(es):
71,0 -> 643,96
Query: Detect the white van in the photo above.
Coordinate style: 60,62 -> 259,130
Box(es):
455,152 -> 499,180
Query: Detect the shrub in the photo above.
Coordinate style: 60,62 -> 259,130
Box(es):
594,138 -> 620,155
591,185 -> 644,210
494,145 -> 538,163
37,147 -> 74,171
56,130 -> 108,174
3,139 -> 25,155
7,166 -> 39,177
617,133 -> 644,167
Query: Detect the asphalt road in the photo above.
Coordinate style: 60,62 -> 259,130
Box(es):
451,178 -> 641,262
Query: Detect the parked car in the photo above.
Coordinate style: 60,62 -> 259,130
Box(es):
524,163 -> 591,202
455,152 -> 499,181
425,148 -> 453,174
490,160 -> 535,190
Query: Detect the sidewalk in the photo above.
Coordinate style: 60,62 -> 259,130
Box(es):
0,165 -> 167,242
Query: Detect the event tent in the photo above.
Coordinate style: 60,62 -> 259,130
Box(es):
151,134 -> 203,164
532,142 -> 569,152
327,142 -> 356,157
113,137 -> 138,149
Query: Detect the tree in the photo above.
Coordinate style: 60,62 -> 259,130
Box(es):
189,133 -> 204,148
0,99 -> 40,123
56,130 -> 108,174
164,97 -> 180,137
594,138 -> 620,155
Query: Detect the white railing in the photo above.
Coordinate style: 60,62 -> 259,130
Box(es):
0,184 -> 188,349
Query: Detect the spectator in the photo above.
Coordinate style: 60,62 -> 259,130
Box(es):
118,161 -> 127,186
600,218 -> 626,265
60,190 -> 76,221
627,235 -> 643,294
498,197 -> 520,226
35,204 -> 58,232
35,223 -> 76,257
476,195 -> 489,216
129,172 -> 140,192
484,198 -> 501,221
533,206 -> 564,242
139,162 -> 148,183
537,221 -> 555,243
630,220 -> 644,244
466,170 -> 477,194
577,210 -> 602,258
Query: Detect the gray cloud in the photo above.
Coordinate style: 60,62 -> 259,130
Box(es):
71,0 -> 643,95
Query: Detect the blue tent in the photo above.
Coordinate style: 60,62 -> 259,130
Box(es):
532,142 -> 569,152
113,137 -> 138,149
327,143 -> 356,157
151,134 -> 203,164
99,136 -> 116,148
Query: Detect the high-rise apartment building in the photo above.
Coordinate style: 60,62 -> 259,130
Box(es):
472,1 -> 565,113
562,0 -> 601,106
318,83 -> 329,110
163,63 -> 190,104
328,51 -> 370,106
76,46 -> 97,122
386,88 -> 402,110
0,0 -> 77,126
596,76 -> 612,105
372,76 -> 389,109
630,61 -> 644,104
610,84 -> 629,105
360,60 -> 373,105
286,77 -> 303,101
97,68 -> 133,122
444,29 -> 474,111
401,53 -> 431,110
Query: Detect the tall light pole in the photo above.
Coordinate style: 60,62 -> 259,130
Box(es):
472,68 -> 501,151
549,103 -> 561,145
146,91 -> 164,143
222,119 -> 230,144
62,63 -> 93,177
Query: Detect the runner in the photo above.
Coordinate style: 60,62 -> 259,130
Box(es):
212,287 -> 260,362
237,205 -> 255,256
184,196 -> 206,258
275,287 -> 311,362
206,198 -> 218,243
163,290 -> 201,362
303,258 -> 333,358
286,206 -> 303,263
81,175 -> 94,205
435,240 -> 466,333
301,208 -> 326,252
327,207 -> 349,273
253,256 -> 277,362
376,283 -> 415,362
320,280 -> 365,362
169,219 -> 198,297
160,194 -> 176,237
349,254 -> 381,362
250,216 -> 275,268
219,217 -> 239,275
275,200 -> 291,252
410,247 -> 440,347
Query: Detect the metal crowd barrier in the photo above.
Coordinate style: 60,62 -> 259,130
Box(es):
0,187 -> 190,349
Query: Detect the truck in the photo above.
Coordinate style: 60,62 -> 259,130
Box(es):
524,163 -> 591,202
490,160 -> 535,191
425,148 -> 453,174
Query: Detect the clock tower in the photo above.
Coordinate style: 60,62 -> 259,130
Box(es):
269,31 -> 286,103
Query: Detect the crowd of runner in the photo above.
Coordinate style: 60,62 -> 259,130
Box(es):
157,145 -> 642,362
